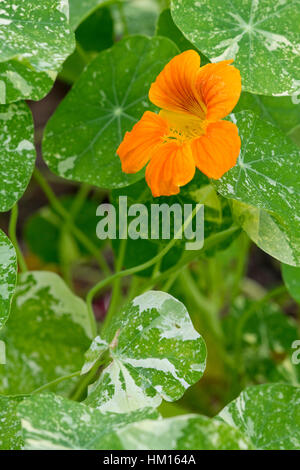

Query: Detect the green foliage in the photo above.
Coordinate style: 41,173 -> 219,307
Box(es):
171,0 -> 300,95
219,384 -> 300,450
0,0 -> 299,452
0,271 -> 92,395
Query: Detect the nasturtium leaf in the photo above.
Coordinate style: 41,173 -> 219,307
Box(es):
235,93 -> 300,135
215,111 -> 300,225
43,35 -> 179,189
0,101 -> 36,212
0,271 -> 93,396
156,9 -> 210,65
219,384 -> 300,450
231,200 -> 300,267
0,396 -> 24,450
0,60 -> 54,104
282,264 -> 300,303
223,297 -> 300,385
69,0 -> 110,30
0,0 -> 75,104
18,393 -> 158,450
115,415 -> 252,450
171,0 -> 300,96
84,291 -> 206,413
0,230 -> 17,330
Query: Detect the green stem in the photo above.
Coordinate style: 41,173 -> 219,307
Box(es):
33,169 -> 111,276
31,370 -> 81,394
142,225 -> 240,292
89,205 -> 202,334
104,238 -> 127,333
179,267 -> 223,341
8,204 -> 27,272
70,361 -> 103,402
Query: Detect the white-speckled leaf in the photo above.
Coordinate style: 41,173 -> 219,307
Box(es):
231,200 -> 300,266
0,101 -> 36,212
69,0 -> 109,29
84,291 -> 206,413
42,35 -> 179,189
0,395 -> 24,450
235,92 -> 300,135
0,271 -> 93,396
18,393 -> 159,450
171,0 -> 300,96
116,414 -> 253,450
282,264 -> 300,303
0,1 -> 75,103
0,230 -> 17,330
215,111 -> 300,231
219,383 -> 300,450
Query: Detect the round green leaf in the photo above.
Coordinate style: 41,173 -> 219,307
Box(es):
84,291 -> 207,413
42,35 -> 179,189
215,111 -> 300,225
171,0 -> 300,96
18,393 -> 158,450
282,264 -> 300,303
0,0 -> 75,104
0,230 -> 17,330
0,271 -> 93,396
219,384 -> 300,450
0,101 -> 36,212
116,414 -> 253,450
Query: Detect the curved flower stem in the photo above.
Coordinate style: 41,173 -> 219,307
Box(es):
88,205 -> 202,335
33,169 -> 111,276
9,204 -> 28,273
31,370 -> 81,395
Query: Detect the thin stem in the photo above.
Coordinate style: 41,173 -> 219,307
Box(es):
90,205 -> 202,334
70,361 -> 104,402
142,225 -> 240,292
33,169 -> 111,275
104,238 -> 127,333
8,204 -> 27,272
31,370 -> 81,394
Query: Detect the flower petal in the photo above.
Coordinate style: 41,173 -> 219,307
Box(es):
191,120 -> 240,179
145,142 -> 195,197
117,111 -> 168,173
149,50 -> 206,119
196,60 -> 241,121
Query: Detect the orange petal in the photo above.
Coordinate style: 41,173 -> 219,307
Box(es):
117,111 -> 168,173
196,60 -> 241,121
191,120 -> 240,179
149,50 -> 206,119
145,143 -> 195,197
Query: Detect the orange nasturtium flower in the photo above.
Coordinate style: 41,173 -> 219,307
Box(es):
117,50 -> 242,197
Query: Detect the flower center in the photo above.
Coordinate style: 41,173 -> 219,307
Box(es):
160,109 -> 207,145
